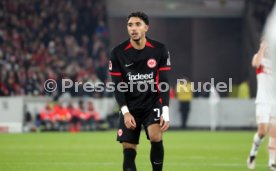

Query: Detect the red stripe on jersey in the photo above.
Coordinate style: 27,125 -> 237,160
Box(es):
145,41 -> 155,48
124,43 -> 132,51
256,66 -> 264,75
158,67 -> 171,71
109,72 -> 122,76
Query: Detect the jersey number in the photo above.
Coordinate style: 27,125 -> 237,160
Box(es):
153,108 -> 161,118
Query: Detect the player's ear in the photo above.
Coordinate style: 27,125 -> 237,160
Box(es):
144,25 -> 149,32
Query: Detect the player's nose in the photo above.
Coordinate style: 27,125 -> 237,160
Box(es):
131,27 -> 137,32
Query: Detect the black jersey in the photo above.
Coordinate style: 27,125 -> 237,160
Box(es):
109,38 -> 171,115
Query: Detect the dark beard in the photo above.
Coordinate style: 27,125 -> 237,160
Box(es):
132,37 -> 140,42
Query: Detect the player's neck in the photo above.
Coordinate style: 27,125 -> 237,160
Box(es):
130,37 -> 146,50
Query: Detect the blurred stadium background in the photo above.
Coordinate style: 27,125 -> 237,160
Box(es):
0,0 -> 275,170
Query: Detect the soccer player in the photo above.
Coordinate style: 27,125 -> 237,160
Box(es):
109,12 -> 171,171
264,3 -> 276,171
247,38 -> 276,170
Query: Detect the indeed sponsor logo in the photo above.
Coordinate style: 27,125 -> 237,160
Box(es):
127,72 -> 154,81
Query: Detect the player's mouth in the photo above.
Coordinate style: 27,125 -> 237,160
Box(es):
131,32 -> 138,37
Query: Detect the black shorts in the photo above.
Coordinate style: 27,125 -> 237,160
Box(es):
116,103 -> 162,144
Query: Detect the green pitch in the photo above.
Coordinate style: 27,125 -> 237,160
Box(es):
0,131 -> 270,171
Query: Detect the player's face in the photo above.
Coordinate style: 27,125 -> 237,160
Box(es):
127,17 -> 148,41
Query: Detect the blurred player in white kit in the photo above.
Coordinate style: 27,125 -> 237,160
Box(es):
247,4 -> 276,171
265,3 -> 276,171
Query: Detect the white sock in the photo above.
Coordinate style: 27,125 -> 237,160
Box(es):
269,151 -> 276,166
250,133 -> 263,156
269,137 -> 276,166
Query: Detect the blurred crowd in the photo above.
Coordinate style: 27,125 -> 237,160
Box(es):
0,0 -> 110,98
25,98 -> 120,132
37,100 -> 101,132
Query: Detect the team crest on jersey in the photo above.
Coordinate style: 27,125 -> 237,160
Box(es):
147,58 -> 157,68
109,60 -> 112,70
118,129 -> 123,136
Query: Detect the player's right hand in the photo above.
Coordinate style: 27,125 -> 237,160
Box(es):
124,112 -> 136,130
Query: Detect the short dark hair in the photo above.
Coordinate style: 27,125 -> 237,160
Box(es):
127,11 -> 149,25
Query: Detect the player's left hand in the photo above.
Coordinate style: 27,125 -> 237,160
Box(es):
160,106 -> 170,132
160,116 -> 169,132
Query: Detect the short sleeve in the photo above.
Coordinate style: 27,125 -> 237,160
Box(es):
109,50 -> 122,76
159,45 -> 171,71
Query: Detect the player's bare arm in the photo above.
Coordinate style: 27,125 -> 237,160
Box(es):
252,40 -> 267,68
